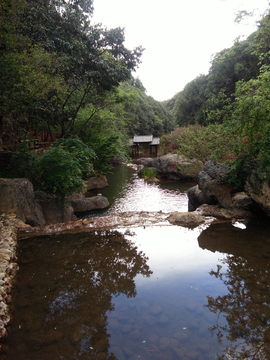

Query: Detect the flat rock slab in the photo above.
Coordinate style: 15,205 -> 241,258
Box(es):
17,211 -> 171,240
197,204 -> 252,219
167,211 -> 205,228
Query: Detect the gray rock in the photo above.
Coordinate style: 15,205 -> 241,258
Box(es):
232,192 -> 254,210
70,193 -> 109,213
138,154 -> 203,180
0,178 -> 46,226
245,173 -> 270,216
197,161 -> 233,208
84,176 -> 109,192
167,211 -> 205,228
35,192 -> 76,225
187,185 -> 217,211
196,204 -> 252,219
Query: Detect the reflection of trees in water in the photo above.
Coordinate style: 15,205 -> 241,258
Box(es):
198,221 -> 270,360
10,230 -> 152,360
206,252 -> 270,359
207,255 -> 270,359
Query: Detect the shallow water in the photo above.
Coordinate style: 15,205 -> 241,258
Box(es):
82,165 -> 194,216
2,165 -> 270,360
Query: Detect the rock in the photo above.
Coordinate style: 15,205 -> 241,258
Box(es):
84,176 -> 109,192
167,211 -> 205,228
232,192 -> 254,210
16,220 -> 32,229
187,185 -> 217,212
69,193 -> 109,213
35,191 -> 76,225
0,214 -> 18,341
138,154 -> 203,180
196,204 -> 252,219
245,173 -> 270,216
197,161 -> 233,208
187,162 -> 256,218
0,178 -> 46,226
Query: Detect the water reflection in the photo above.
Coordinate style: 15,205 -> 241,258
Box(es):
5,231 -> 152,360
85,165 -> 192,217
199,221 -> 270,360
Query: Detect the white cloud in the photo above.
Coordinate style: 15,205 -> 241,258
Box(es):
92,0 -> 269,101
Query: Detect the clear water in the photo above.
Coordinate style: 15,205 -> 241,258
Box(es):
81,165 -> 195,217
2,165 -> 270,360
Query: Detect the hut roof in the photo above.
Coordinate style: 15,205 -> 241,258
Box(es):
133,135 -> 153,143
150,137 -> 160,145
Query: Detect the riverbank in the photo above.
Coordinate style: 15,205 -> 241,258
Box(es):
0,214 -> 19,350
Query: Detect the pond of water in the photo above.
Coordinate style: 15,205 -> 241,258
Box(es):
2,165 -> 270,360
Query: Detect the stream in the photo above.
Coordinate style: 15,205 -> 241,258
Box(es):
2,165 -> 270,360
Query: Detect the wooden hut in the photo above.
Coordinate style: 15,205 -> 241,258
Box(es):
130,135 -> 160,158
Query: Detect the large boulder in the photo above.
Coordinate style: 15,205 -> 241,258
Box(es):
196,204 -> 252,219
69,193 -> 109,213
245,173 -> 270,216
35,191 -> 76,225
187,161 -> 256,219
84,176 -> 109,192
197,160 -> 233,208
167,211 -> 205,228
187,185 -> 217,212
0,178 -> 110,226
138,154 -> 203,180
0,178 -> 46,226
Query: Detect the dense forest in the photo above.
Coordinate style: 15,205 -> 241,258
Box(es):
1,0 -> 270,198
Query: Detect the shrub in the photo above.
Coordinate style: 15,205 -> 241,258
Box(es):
141,168 -> 157,180
160,125 -> 201,155
176,124 -> 235,163
36,145 -> 85,203
9,138 -> 94,202
53,138 -> 96,179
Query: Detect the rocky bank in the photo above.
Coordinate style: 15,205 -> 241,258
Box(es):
187,160 -> 269,219
0,213 -> 20,349
135,153 -> 203,180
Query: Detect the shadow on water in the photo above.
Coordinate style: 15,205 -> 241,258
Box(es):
199,219 -> 270,360
2,165 -> 270,360
3,231 -> 152,360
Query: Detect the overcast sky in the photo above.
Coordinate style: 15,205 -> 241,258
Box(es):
92,0 -> 269,101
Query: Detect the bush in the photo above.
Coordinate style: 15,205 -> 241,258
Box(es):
160,125 -> 201,155
53,138 -> 96,179
9,138 -> 95,202
141,168 -> 157,180
176,124 -> 235,163
36,145 -> 85,203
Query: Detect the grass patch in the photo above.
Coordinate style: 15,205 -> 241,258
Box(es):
141,168 -> 158,180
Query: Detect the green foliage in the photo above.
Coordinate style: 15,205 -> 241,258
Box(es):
171,25 -> 261,127
141,168 -> 157,180
118,80 -> 174,137
175,75 -> 210,127
176,124 -> 235,163
9,138 -> 97,202
9,140 -> 40,183
53,138 -> 96,179
223,65 -> 270,188
0,0 -> 143,140
160,125 -> 201,154
37,146 -> 84,203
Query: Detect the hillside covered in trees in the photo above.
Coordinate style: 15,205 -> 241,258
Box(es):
0,0 -> 174,198
1,0 -> 270,198
161,9 -> 270,188
0,0 -> 173,150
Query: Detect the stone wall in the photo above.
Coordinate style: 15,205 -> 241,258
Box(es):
0,213 -> 19,351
